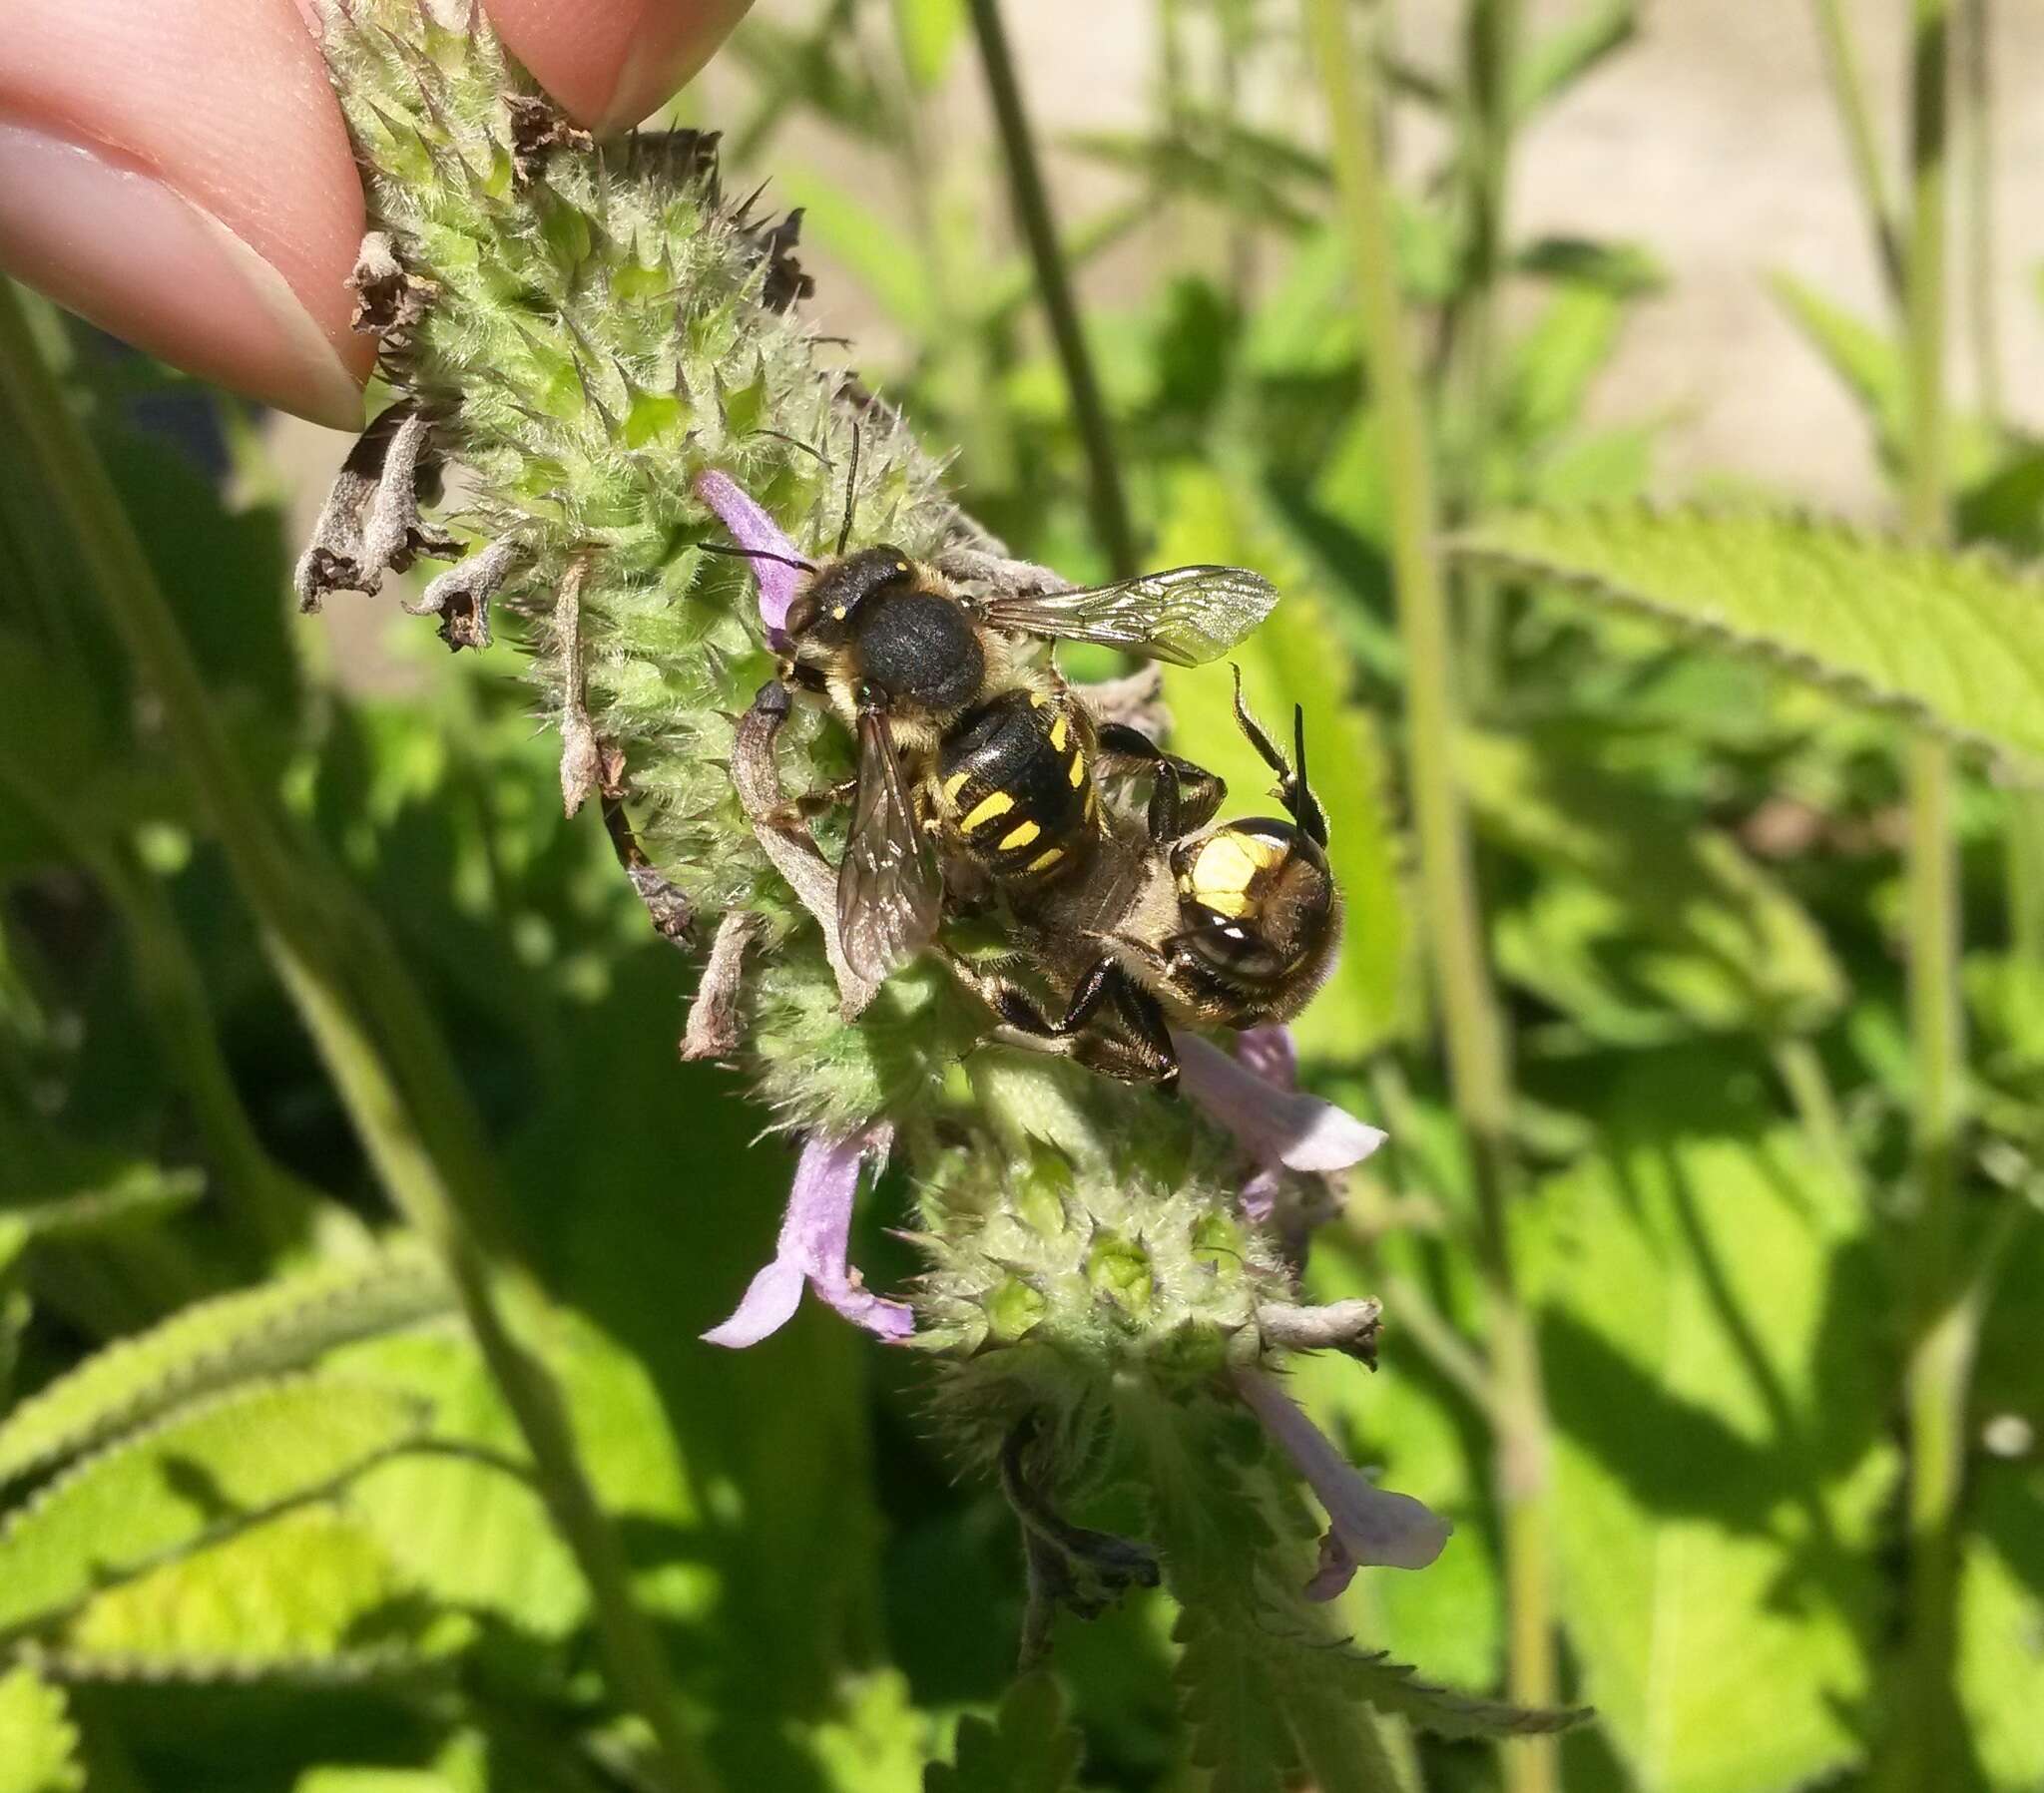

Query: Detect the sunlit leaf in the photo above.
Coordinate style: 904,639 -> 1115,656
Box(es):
0,1378 -> 425,1638
0,1240 -> 451,1486
1513,0 -> 1637,119
1523,1062 -> 1891,1793
0,1664 -> 83,1793
1457,504 -> 2044,769
891,0 -> 966,90
925,1673 -> 1079,1792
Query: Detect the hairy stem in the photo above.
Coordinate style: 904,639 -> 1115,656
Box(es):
1299,5 -> 1555,1787
1890,2 -> 1971,1786
0,281 -> 717,1793
967,0 -> 1138,576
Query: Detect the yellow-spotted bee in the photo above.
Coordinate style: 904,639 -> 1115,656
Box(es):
946,671 -> 1340,1085
760,539 -> 1278,985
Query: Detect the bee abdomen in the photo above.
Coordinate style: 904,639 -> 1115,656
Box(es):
935,688 -> 1094,882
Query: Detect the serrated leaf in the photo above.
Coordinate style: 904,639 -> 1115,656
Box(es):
59,1507 -> 455,1678
1156,465 -> 1411,1059
1302,1641 -> 1585,1743
1463,729 -> 1844,1036
1456,505 -> 2044,768
0,1242 -> 452,1486
0,1377 -> 425,1638
0,1664 -> 84,1793
1522,1060 -> 1890,1793
926,1672 -> 1083,1793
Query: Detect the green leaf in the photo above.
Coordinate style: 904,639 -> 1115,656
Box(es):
1513,0 -> 1636,119
1456,504 -> 2044,768
1156,465 -> 1411,1060
0,1377 -> 425,1638
1770,274 -> 2001,490
925,1673 -> 1081,1793
1,1160 -> 205,1244
0,1242 -> 452,1486
1958,1465 -> 2044,1790
1524,1061 -> 1890,1793
1463,729 -> 1844,1036
0,1665 -> 84,1793
890,0 -> 964,90
57,1507 -> 455,1680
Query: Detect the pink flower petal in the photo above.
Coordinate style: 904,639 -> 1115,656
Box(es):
693,468 -> 805,637
1173,1030 -> 1386,1173
701,1124 -> 913,1348
1234,1369 -> 1450,1591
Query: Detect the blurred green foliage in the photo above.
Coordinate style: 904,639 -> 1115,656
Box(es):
1,0 -> 2040,1788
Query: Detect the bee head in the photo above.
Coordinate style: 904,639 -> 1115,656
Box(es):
1167,819 -> 1339,1015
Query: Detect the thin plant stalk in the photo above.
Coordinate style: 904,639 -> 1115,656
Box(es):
1810,0 -> 1906,297
0,282 -> 718,1793
966,0 -> 1139,577
1891,1 -> 1972,1785
1958,0 -> 2000,426
1299,5 -> 1557,1788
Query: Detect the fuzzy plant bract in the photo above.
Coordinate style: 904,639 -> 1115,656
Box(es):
299,0 -> 1570,1761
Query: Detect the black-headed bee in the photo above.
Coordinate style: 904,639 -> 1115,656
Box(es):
945,671 -> 1340,1085
766,541 -> 1278,984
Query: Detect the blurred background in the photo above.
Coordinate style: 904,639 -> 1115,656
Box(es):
3,1 -> 2041,1789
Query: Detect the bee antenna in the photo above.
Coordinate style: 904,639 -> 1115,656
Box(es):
699,541 -> 817,574
836,419 -> 862,558
1290,704 -> 1329,847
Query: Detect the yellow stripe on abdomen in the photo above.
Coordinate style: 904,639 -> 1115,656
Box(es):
961,790 -> 1015,832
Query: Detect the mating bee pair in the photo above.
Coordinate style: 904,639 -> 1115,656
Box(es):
725,498 -> 1340,1087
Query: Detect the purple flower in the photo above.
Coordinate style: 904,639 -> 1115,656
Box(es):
1172,1028 -> 1385,1207
702,1123 -> 914,1348
693,469 -> 807,640
1234,1368 -> 1450,1596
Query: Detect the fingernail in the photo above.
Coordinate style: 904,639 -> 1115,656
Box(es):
0,117 -> 364,428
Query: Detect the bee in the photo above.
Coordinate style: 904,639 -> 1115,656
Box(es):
942,670 -> 1340,1086
733,487 -> 1278,984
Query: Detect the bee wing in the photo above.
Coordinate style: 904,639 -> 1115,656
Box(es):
836,707 -> 943,984
978,565 -> 1278,667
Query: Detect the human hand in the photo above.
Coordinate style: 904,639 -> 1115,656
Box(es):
0,0 -> 750,427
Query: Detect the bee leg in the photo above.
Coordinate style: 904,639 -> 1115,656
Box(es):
944,951 -> 1181,1086
766,775 -> 860,830
1094,722 -> 1226,840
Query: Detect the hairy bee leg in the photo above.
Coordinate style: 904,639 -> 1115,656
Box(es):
765,776 -> 860,830
732,680 -> 883,1019
682,910 -> 766,1061
940,949 -> 1180,1086
1094,721 -> 1226,840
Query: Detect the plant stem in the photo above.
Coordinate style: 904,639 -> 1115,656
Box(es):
0,283 -> 717,1793
966,0 -> 1139,577
1810,0 -> 1906,298
1958,0 -> 2001,425
1300,5 -> 1555,1786
1889,3 -> 1971,1786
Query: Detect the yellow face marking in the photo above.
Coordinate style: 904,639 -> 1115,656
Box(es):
961,790 -> 1015,832
1027,689 -> 1048,709
1025,845 -> 1066,874
1191,833 -> 1274,910
1066,751 -> 1086,788
998,818 -> 1043,851
941,770 -> 971,806
831,606 -> 849,622
1049,713 -> 1070,751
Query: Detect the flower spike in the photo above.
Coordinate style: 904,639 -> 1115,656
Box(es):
703,1123 -> 913,1347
